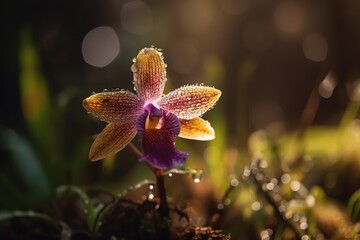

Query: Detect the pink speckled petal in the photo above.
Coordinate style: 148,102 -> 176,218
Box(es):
179,117 -> 215,141
158,85 -> 221,120
89,122 -> 137,161
131,47 -> 167,101
136,110 -> 189,170
83,90 -> 144,124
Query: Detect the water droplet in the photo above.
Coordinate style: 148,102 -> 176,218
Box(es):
193,176 -> 201,183
301,235 -> 310,240
91,91 -> 96,95
260,228 -> 273,240
251,201 -> 261,211
103,88 -> 109,92
224,198 -> 231,206
285,212 -> 292,219
131,64 -> 138,73
259,160 -> 268,168
305,195 -> 315,207
149,184 -> 154,190
266,182 -> 275,190
243,167 -> 251,178
148,193 -> 154,200
278,204 -> 285,213
230,178 -> 239,187
192,171 -> 202,183
255,173 -> 264,181
164,63 -> 167,68
132,57 -> 136,63
217,203 -> 224,210
290,181 -> 301,192
168,173 -> 173,177
281,173 -> 291,184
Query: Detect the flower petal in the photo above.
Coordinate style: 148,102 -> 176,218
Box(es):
83,90 -> 144,124
179,117 -> 215,141
131,47 -> 167,101
89,122 -> 137,161
158,85 -> 221,119
136,110 -> 189,169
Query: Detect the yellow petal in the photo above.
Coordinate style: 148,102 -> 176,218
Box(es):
179,117 -> 215,141
158,85 -> 221,119
132,47 -> 167,101
89,122 -> 137,161
83,90 -> 143,124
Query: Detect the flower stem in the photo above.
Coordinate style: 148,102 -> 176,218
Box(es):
127,143 -> 170,237
155,169 -> 170,219
155,169 -> 171,239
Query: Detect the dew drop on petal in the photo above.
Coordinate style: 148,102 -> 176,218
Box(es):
131,64 -> 138,73
149,184 -> 154,190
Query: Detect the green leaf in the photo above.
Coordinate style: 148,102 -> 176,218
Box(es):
0,128 -> 50,206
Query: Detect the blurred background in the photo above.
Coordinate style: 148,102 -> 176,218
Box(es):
1,0 -> 360,239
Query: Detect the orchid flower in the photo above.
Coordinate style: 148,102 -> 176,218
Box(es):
83,47 -> 221,170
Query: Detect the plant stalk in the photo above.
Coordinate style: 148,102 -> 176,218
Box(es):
155,169 -> 170,219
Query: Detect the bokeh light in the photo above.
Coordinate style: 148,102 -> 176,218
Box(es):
302,33 -> 327,62
169,40 -> 199,74
243,19 -> 273,53
219,0 -> 248,15
318,72 -> 336,98
121,1 -> 153,35
274,1 -> 305,33
82,26 -> 120,68
178,0 -> 215,35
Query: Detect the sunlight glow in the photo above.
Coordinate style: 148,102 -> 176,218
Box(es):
82,26 -> 120,68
